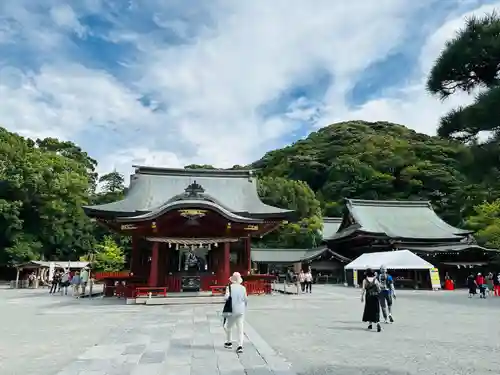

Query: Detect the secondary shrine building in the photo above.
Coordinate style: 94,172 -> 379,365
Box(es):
83,166 -> 295,292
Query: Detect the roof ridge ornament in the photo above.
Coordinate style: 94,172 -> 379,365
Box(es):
184,180 -> 205,198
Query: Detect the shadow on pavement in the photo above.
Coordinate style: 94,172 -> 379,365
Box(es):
298,364 -> 412,375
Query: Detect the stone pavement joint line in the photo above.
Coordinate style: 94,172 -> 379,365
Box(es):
53,306 -> 297,375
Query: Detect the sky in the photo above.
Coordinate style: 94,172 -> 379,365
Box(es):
0,0 -> 499,180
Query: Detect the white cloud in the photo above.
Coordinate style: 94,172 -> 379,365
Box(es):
50,4 -> 87,37
0,63 -> 158,140
0,0 -> 498,181
328,3 -> 500,135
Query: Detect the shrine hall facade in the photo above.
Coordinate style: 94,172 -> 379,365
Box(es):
83,166 -> 296,292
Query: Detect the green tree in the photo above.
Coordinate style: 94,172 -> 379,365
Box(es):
90,236 -> 126,272
426,12 -> 500,141
256,177 -> 323,248
253,121 -> 473,225
99,170 -> 125,194
467,199 -> 500,249
0,128 -> 96,265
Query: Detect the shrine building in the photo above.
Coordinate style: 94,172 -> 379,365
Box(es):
324,199 -> 499,286
83,166 -> 296,294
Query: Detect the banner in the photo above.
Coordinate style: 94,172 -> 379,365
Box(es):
353,269 -> 358,287
429,268 -> 441,290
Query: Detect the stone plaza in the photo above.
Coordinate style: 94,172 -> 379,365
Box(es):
0,285 -> 498,375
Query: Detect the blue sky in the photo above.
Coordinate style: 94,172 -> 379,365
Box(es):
0,0 -> 498,178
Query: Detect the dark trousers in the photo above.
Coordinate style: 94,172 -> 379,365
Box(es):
49,282 -> 58,294
305,281 -> 312,293
300,282 -> 305,292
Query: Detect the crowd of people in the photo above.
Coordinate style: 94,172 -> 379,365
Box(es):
467,272 -> 500,298
48,268 -> 91,298
360,266 -> 396,333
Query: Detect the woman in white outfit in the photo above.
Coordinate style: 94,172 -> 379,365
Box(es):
224,272 -> 248,353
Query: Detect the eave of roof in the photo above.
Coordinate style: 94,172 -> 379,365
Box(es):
402,244 -> 500,254
321,217 -> 342,239
251,247 -> 330,263
327,199 -> 472,242
83,165 -> 295,220
114,200 -> 264,223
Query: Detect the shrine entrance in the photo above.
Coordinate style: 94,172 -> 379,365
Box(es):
84,165 -> 295,299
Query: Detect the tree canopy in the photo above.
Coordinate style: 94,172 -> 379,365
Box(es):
427,12 -> 500,141
1,112 -> 500,270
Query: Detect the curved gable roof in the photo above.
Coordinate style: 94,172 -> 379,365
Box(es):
328,199 -> 471,241
84,166 -> 294,220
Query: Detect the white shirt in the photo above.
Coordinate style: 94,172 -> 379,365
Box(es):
304,272 -> 313,282
225,283 -> 248,315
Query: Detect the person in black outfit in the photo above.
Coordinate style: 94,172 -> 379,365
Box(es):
361,268 -> 382,332
49,270 -> 61,294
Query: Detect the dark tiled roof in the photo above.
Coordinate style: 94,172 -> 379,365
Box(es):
84,166 -> 294,221
402,244 -> 499,253
328,199 -> 471,241
251,247 -> 351,263
321,217 -> 342,239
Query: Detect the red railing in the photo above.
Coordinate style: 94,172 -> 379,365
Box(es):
244,280 -> 271,295
94,271 -> 131,281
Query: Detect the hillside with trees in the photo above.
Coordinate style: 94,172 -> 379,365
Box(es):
1,11 -> 500,269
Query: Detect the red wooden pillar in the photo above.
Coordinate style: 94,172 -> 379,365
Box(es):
130,236 -> 140,276
222,242 -> 230,283
245,236 -> 252,276
148,242 -> 159,287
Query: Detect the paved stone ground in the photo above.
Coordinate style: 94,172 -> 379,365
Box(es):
246,285 -> 500,375
0,288 -> 294,375
1,285 -> 499,375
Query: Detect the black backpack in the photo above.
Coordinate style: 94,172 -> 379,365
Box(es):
366,279 -> 380,297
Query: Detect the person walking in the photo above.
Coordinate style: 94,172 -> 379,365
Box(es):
223,272 -> 248,354
377,265 -> 395,323
467,273 -> 477,298
361,268 -> 382,332
49,270 -> 61,294
494,272 -> 500,297
304,268 -> 313,293
80,267 -> 89,297
71,271 -> 81,298
476,273 -> 486,298
298,269 -> 306,293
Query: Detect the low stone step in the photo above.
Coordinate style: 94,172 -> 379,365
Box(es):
136,296 -> 225,305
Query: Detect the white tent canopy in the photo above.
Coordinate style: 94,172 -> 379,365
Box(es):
344,250 -> 434,270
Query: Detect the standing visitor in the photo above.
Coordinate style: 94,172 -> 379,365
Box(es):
467,273 -> 477,298
494,272 -> 500,297
60,269 -> 71,296
377,265 -> 395,323
49,270 -> 61,294
71,271 -> 81,298
28,272 -> 36,288
223,272 -> 248,354
80,267 -> 89,297
476,273 -> 486,298
486,272 -> 495,297
298,269 -> 306,293
361,268 -> 382,332
304,267 -> 313,293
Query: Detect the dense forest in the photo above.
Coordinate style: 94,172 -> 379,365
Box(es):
1,12 -> 500,269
